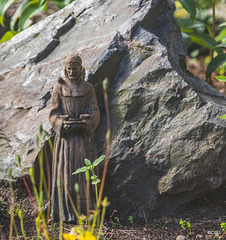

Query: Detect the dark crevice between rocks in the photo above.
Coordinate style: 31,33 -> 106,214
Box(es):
31,14 -> 76,64
30,6 -> 93,64
88,33 -> 128,156
37,87 -> 53,112
87,32 -> 128,104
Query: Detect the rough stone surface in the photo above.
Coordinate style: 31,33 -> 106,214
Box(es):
0,0 -> 226,220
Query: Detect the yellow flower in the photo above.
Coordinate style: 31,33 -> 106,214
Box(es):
174,9 -> 188,18
175,0 -> 183,8
63,233 -> 77,240
78,231 -> 96,240
174,0 -> 188,19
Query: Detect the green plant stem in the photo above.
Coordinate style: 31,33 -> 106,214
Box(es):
57,178 -> 63,240
91,169 -> 100,227
92,172 -> 100,229
97,197 -> 108,240
91,170 -> 99,206
91,209 -> 99,234
19,212 -> 27,240
9,178 -> 14,240
36,216 -> 41,240
98,79 -> 111,207
39,148 -> 44,199
92,79 -> 111,235
44,141 -> 52,223
30,168 -> 50,240
85,170 -> 91,228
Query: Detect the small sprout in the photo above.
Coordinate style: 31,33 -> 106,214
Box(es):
57,179 -> 61,187
102,78 -> 109,91
102,197 -> 109,208
221,223 -> 226,233
40,191 -> 44,202
129,215 -> 133,224
29,167 -> 33,178
219,115 -> 226,119
85,170 -> 90,181
114,217 -> 123,228
78,215 -> 87,225
93,155 -> 105,167
44,130 -> 50,137
179,219 -> 191,234
8,168 -> 12,177
39,124 -> 43,134
92,178 -> 101,185
36,216 -> 40,227
17,155 -> 21,166
35,134 -> 39,144
74,183 -> 79,192
106,129 -> 111,144
18,209 -> 23,219
85,158 -> 92,167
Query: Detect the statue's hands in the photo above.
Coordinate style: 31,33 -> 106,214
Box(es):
63,120 -> 86,133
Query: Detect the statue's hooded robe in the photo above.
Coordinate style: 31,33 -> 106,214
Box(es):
49,68 -> 100,222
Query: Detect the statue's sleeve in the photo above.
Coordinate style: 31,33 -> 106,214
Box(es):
87,86 -> 100,133
49,85 -> 64,137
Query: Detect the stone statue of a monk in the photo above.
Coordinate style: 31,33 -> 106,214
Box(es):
49,54 -> 100,222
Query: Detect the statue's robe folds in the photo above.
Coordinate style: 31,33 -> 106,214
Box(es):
49,77 -> 100,222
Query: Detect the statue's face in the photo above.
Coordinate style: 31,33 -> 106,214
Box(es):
66,64 -> 82,82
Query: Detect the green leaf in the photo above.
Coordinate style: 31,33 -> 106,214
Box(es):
189,32 -> 223,54
181,32 -> 191,48
215,28 -> 226,43
0,16 -> 4,27
10,0 -> 31,31
190,49 -> 199,58
206,25 -> 212,36
92,178 -> 101,185
40,0 -> 48,5
215,76 -> 226,82
84,158 -> 92,167
72,166 -> 88,174
18,0 -> 46,30
206,53 -> 226,80
177,18 -> 205,31
91,175 -> 97,180
178,0 -> 196,18
93,155 -> 105,167
220,22 -> 226,28
53,0 -> 66,9
0,31 -> 17,43
213,43 -> 226,49
218,115 -> 226,120
0,0 -> 18,25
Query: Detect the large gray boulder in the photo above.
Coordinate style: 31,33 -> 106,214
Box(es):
0,0 -> 226,220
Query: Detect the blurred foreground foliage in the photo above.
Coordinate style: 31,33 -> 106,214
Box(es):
0,0 -> 75,43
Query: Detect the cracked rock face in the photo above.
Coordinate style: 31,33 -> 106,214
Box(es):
0,0 -> 226,219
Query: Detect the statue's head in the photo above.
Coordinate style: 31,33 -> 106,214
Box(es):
65,54 -> 84,82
